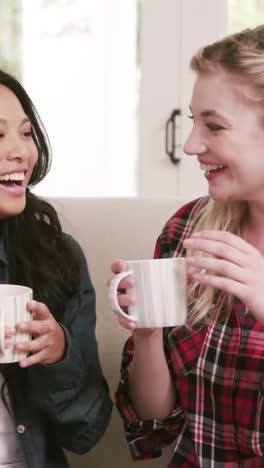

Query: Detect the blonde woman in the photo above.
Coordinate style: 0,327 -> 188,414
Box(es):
110,25 -> 264,467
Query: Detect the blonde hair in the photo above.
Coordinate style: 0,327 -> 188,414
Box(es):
187,25 -> 264,329
191,25 -> 264,101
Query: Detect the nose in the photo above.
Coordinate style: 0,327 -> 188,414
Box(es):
183,126 -> 207,156
6,138 -> 29,161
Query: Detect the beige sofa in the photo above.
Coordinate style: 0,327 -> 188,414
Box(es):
49,197 -> 187,468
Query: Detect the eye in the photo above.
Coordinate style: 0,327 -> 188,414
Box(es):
206,122 -> 224,132
22,130 -> 33,138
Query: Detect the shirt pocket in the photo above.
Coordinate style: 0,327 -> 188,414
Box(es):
166,326 -> 207,377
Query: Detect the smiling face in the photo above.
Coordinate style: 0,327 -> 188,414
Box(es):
0,84 -> 38,219
183,69 -> 264,205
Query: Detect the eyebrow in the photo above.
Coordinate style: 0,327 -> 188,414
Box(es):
0,117 -> 31,126
189,106 -> 231,125
201,110 -> 224,118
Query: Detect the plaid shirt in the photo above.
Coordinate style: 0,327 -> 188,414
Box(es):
116,197 -> 264,467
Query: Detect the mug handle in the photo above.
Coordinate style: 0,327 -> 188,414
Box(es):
0,308 -> 5,354
108,270 -> 137,322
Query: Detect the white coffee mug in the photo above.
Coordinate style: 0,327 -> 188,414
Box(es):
108,258 -> 187,328
0,285 -> 33,363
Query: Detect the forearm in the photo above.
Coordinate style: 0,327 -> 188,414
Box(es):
128,329 -> 176,420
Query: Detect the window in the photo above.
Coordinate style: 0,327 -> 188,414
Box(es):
0,1 -> 22,78
0,0 -> 139,197
228,0 -> 264,32
20,0 -> 139,197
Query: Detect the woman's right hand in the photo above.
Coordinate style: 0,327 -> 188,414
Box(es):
109,260 -> 162,337
110,261 -> 174,420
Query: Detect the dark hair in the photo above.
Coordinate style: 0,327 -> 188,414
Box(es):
0,70 -> 81,320
0,70 -> 51,186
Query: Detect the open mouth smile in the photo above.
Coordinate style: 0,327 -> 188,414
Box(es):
200,163 -> 227,174
0,172 -> 25,184
0,172 -> 26,194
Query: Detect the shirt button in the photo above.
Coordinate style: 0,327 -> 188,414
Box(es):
17,425 -> 25,434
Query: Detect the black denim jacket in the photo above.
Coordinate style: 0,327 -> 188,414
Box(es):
0,236 -> 112,467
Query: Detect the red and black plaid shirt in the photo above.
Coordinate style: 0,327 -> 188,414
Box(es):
116,197 -> 264,467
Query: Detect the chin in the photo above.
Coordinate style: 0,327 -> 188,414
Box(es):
0,199 -> 26,219
209,189 -> 239,203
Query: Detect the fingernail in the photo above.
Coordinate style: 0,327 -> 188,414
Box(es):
19,360 -> 27,368
17,322 -> 26,330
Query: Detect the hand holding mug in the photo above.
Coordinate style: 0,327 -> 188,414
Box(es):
0,285 -> 33,364
16,300 -> 66,368
109,261 -> 162,338
109,258 -> 187,329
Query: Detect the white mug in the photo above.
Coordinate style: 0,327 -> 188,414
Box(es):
0,285 -> 33,363
108,258 -> 187,328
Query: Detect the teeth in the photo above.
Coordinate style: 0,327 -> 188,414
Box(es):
0,172 -> 25,182
200,163 -> 226,171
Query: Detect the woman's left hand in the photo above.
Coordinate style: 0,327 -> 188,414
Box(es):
183,230 -> 264,324
15,300 -> 66,368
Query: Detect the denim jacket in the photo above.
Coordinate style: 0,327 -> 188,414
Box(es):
0,235 -> 112,467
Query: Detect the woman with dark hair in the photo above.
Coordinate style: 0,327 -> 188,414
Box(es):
0,70 -> 112,467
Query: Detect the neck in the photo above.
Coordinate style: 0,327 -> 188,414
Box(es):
243,202 -> 264,253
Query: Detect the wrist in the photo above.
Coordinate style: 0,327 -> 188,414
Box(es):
133,328 -> 163,354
